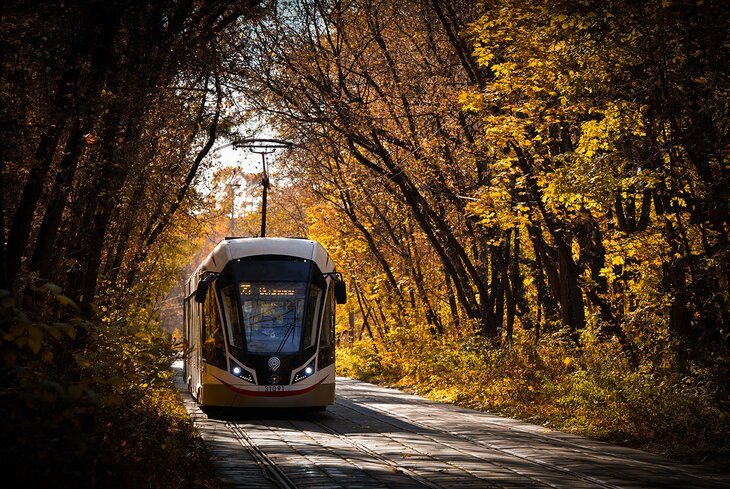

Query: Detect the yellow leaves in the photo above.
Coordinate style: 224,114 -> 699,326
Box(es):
492,61 -> 517,78
458,90 -> 485,113
469,182 -> 534,237
576,102 -> 646,163
545,100 -> 653,213
597,227 -> 674,308
472,46 -> 495,67
576,119 -> 606,157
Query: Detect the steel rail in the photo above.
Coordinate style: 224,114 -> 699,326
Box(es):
227,422 -> 299,489
335,398 -> 623,489
322,405 -> 562,489
305,419 -> 454,489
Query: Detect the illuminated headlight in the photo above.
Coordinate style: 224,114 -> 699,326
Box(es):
293,361 -> 316,384
230,361 -> 255,383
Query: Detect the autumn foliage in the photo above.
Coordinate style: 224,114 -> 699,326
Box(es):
237,0 -> 730,467
1,0 -> 257,486
1,0 -> 729,481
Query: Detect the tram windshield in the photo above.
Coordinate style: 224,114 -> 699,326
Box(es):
220,280 -> 322,354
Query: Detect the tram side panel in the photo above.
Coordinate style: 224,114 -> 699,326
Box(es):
183,291 -> 202,401
199,286 -> 229,405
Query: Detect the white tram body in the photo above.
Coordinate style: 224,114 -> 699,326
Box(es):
183,237 -> 345,408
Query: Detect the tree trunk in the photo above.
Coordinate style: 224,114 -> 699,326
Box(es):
407,230 -> 444,335
510,225 -> 534,333
444,269 -> 461,330
29,17 -> 118,279
29,123 -> 88,279
124,75 -> 221,288
5,19 -> 98,286
558,237 -> 585,341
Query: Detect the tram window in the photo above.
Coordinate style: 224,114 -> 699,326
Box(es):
220,285 -> 244,349
239,282 -> 307,354
202,286 -> 226,368
319,286 -> 334,349
183,298 -> 189,354
303,284 -> 322,349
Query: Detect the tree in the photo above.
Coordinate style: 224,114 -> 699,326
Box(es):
230,0 -> 504,336
465,0 -> 729,357
1,0 -> 261,317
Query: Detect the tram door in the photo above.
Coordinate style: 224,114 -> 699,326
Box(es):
184,289 -> 203,400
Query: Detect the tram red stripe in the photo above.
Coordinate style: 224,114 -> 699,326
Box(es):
213,375 -> 329,397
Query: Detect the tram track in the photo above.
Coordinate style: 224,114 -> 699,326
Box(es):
228,415 -> 443,489
334,398 -> 621,489
227,422 -> 299,489
327,402 -> 614,489
180,366 -> 730,489
337,384 -> 730,489
302,419 -> 456,489
225,405 -> 618,489
281,420 -> 434,489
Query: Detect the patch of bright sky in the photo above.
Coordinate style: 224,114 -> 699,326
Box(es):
196,119 -> 282,195
212,143 -> 263,173
197,125 -> 293,220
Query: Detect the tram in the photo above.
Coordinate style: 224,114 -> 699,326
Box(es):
183,237 -> 346,409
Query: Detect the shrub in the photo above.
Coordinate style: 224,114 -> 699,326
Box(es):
0,291 -> 221,488
337,322 -> 730,470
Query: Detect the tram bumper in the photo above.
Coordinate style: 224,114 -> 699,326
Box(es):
203,373 -> 335,408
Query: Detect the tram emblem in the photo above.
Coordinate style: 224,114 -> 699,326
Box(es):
268,356 -> 281,371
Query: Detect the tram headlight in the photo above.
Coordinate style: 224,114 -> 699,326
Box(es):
230,361 -> 255,383
292,360 -> 316,384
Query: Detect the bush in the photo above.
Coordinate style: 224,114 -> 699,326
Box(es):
0,291 -> 222,488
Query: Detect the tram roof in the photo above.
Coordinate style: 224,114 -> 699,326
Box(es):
195,237 -> 335,276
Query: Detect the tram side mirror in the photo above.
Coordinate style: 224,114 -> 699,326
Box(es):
335,279 -> 347,305
194,282 -> 209,303
194,274 -> 218,303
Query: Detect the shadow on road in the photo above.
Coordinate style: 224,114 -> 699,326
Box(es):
200,405 -> 332,421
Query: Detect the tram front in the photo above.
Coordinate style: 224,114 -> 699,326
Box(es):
192,239 -> 345,408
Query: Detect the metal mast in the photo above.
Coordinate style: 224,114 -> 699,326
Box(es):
233,139 -> 292,237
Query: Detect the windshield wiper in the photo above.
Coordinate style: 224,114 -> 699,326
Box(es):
275,309 -> 297,353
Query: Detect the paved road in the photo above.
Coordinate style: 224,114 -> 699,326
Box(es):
174,363 -> 730,488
